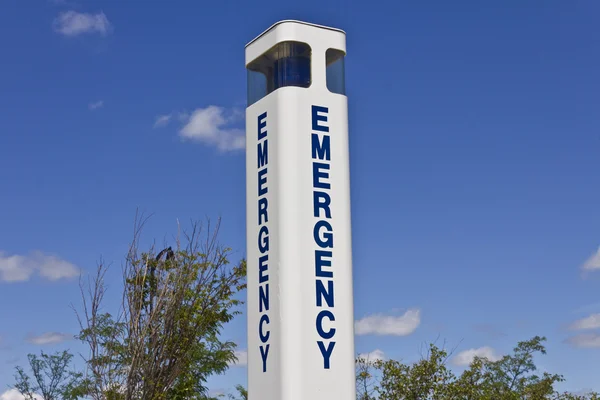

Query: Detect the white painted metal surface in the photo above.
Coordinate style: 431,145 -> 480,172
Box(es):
246,20 -> 355,399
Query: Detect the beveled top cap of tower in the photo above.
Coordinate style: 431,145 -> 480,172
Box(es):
245,20 -> 346,67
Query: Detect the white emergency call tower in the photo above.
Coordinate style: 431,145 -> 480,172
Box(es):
245,20 -> 356,399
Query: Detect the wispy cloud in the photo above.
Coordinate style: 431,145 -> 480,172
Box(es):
355,309 -> 421,336
565,333 -> 600,348
0,389 -> 43,400
53,10 -> 113,37
0,251 -> 80,283
89,100 -> 104,110
153,114 -> 172,128
452,346 -> 501,366
229,350 -> 247,367
582,246 -> 600,272
569,313 -> 600,331
357,349 -> 386,363
153,111 -> 190,128
26,332 -> 73,345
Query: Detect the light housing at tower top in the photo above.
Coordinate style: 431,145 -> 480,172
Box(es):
246,20 -> 347,106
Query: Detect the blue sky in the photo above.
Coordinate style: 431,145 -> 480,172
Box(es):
1,0 -> 600,397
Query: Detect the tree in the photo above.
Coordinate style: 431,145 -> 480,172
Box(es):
555,393 -> 600,400
12,350 -> 85,400
356,356 -> 378,400
73,215 -> 246,400
454,336 -> 564,399
226,385 -> 247,400
361,336 -> 600,400
372,343 -> 455,400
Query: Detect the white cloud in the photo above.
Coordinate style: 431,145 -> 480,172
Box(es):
582,246 -> 600,272
27,332 -> 73,345
355,309 -> 421,336
570,313 -> 600,331
0,251 -> 80,282
153,111 -> 193,128
229,350 -> 247,367
357,349 -> 386,363
0,389 -> 43,400
565,333 -> 600,348
53,11 -> 112,37
153,114 -> 172,128
89,100 -> 104,110
452,346 -> 501,366
179,106 -> 245,151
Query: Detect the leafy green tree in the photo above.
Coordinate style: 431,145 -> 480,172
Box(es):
74,216 -> 246,400
359,335 -> 600,400
454,336 -> 564,399
356,356 -> 378,400
226,384 -> 248,400
554,393 -> 600,400
372,343 -> 455,400
12,350 -> 85,400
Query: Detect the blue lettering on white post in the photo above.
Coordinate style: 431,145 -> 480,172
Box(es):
311,105 -> 336,369
257,111 -> 270,373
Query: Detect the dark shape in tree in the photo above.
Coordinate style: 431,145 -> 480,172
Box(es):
74,215 -> 246,400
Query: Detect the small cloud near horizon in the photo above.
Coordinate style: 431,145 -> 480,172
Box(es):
452,346 -> 501,366
229,350 -> 247,367
355,309 -> 421,336
357,349 -> 386,363
1,388 -> 43,400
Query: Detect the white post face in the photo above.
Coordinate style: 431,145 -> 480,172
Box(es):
245,20 -> 355,399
